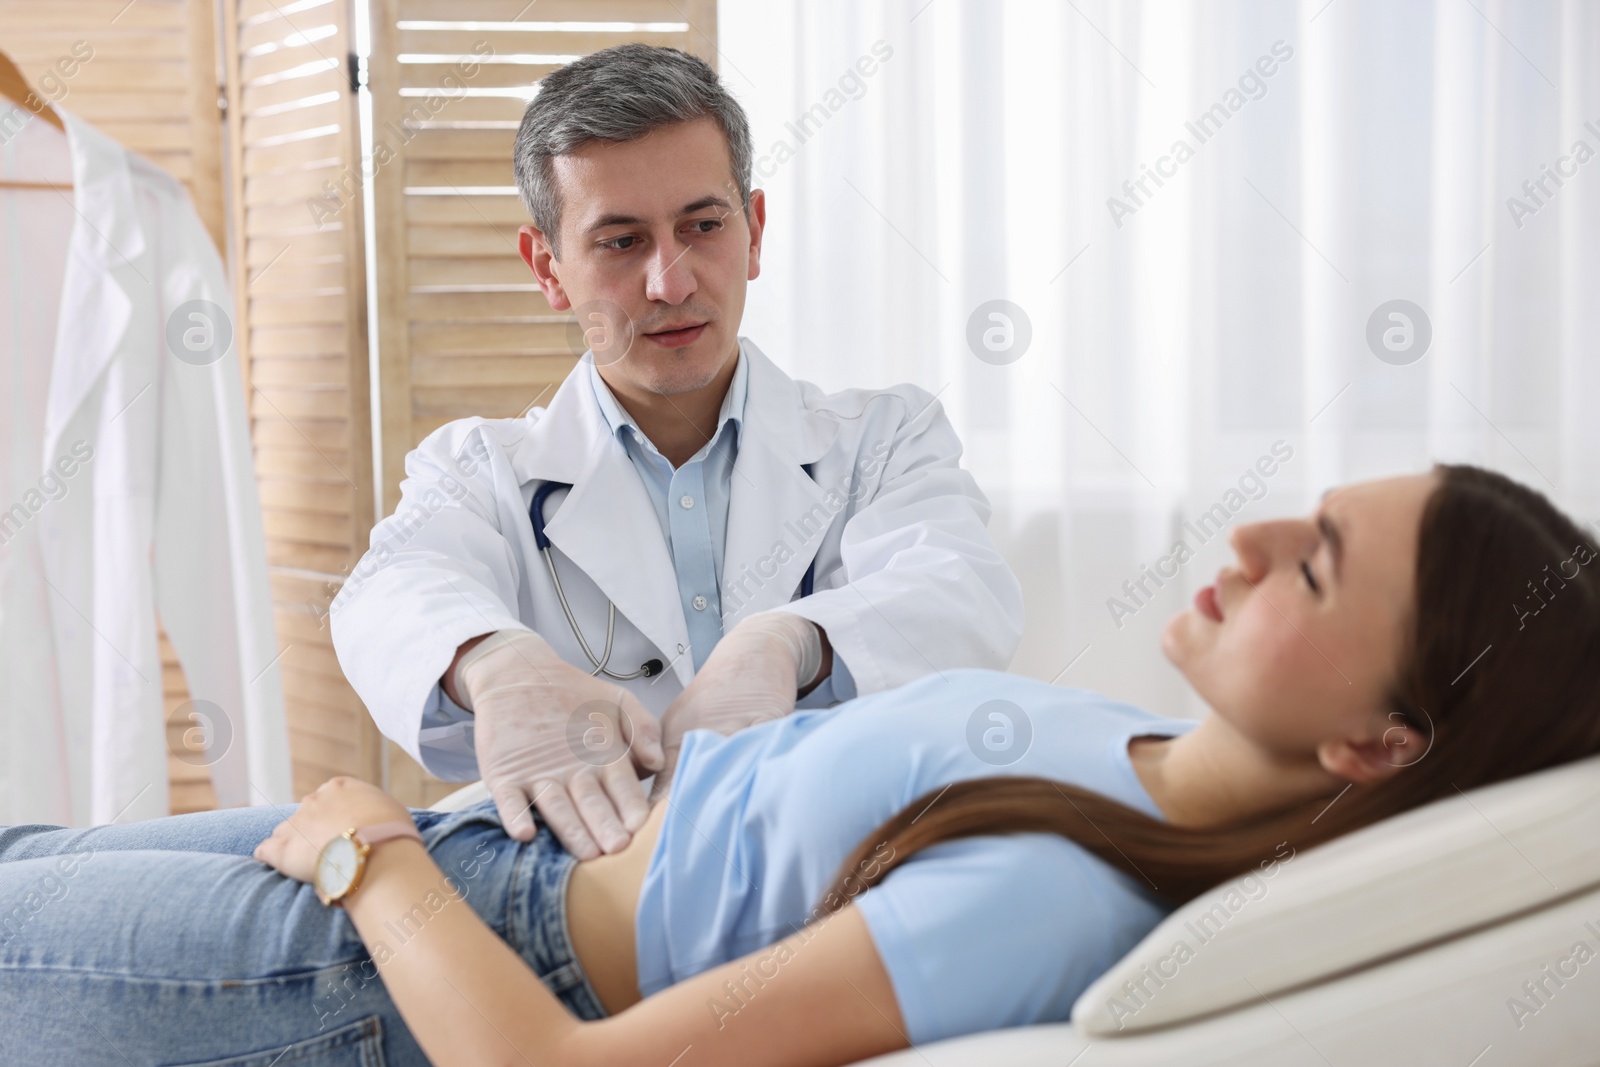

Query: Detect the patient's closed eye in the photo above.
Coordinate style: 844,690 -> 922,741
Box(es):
1301,559 -> 1320,595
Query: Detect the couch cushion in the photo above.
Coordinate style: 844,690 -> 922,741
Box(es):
1071,752 -> 1600,1035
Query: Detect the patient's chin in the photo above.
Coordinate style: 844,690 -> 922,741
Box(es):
1160,611 -> 1227,704
1159,609 -> 1200,666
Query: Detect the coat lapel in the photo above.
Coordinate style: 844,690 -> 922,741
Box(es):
42,108 -> 145,469
510,362 -> 690,680
720,339 -> 840,626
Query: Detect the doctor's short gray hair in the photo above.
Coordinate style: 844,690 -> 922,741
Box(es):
512,43 -> 754,259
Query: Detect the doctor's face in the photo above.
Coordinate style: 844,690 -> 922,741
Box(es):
519,115 -> 765,399
1160,473 -> 1435,763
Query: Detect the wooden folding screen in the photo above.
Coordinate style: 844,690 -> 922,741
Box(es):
218,0 -> 382,802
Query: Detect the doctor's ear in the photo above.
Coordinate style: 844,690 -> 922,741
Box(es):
518,225 -> 570,310
745,187 -> 767,283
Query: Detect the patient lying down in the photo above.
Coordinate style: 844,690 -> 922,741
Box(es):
1,463 -> 1595,1067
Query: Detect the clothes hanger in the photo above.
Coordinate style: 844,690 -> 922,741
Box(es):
0,47 -> 73,191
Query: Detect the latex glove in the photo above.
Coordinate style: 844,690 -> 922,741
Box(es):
647,611 -> 823,803
454,629 -> 665,859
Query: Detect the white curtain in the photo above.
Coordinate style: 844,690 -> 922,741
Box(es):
720,0 -> 1600,718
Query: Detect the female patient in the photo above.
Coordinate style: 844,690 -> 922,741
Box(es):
2,463 -> 1597,1067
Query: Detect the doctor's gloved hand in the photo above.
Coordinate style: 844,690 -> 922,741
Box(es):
452,629 -> 665,859
647,612 -> 825,803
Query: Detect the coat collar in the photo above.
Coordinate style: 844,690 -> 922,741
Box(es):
512,336 -> 828,484
43,106 -> 148,465
587,340 -> 750,456
510,337 -> 842,680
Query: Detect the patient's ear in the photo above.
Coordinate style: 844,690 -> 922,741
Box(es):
1317,715 -> 1429,784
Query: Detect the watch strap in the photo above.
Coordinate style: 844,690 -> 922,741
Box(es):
354,820 -> 422,848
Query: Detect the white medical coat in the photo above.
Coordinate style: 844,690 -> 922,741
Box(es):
331,339 -> 1024,780
0,105 -> 291,824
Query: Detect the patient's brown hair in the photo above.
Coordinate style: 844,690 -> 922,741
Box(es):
817,464 -> 1600,909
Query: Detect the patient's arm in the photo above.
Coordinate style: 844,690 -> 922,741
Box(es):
560,903 -> 908,1066
346,832 -> 908,1067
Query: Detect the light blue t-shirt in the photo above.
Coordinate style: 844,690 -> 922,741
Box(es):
633,668 -> 1199,1045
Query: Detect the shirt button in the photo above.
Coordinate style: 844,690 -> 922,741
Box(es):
679,494 -> 695,509
677,643 -> 686,654
692,595 -> 708,611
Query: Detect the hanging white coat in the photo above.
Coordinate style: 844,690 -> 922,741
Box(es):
331,338 -> 1025,780
0,106 -> 291,824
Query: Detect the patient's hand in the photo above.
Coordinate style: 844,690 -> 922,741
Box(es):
253,776 -> 412,884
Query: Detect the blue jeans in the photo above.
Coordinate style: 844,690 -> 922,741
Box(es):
0,797 -> 609,1065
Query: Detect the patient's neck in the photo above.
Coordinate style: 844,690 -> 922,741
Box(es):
1129,714 -> 1347,829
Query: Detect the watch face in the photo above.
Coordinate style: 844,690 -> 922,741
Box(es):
316,834 -> 360,902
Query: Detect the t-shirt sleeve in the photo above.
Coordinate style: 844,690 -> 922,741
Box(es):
851,832 -> 1171,1046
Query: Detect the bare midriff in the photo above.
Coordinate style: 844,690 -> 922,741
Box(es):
563,794 -> 669,1015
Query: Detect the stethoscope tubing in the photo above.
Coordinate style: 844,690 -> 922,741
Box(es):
527,467 -> 819,680
530,481 -> 655,680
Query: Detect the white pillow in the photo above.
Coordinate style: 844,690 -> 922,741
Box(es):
1071,752 -> 1600,1035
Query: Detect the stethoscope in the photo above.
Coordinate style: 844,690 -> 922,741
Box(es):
528,470 -> 818,681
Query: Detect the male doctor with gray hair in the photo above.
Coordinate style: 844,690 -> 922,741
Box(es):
332,43 -> 1022,860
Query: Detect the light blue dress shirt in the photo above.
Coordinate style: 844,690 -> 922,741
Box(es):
585,352 -> 853,702
586,354 -> 742,673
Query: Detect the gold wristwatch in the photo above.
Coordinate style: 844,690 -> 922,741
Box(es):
313,821 -> 423,907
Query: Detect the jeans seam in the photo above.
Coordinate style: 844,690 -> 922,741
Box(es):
0,960 -> 371,987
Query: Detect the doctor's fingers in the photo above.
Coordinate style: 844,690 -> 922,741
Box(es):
646,746 -> 681,805
487,781 -> 541,844
616,693 -> 665,772
527,779 -> 604,860
564,768 -> 634,855
598,754 -> 653,833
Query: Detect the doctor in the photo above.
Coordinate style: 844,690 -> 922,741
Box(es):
331,43 -> 1023,860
